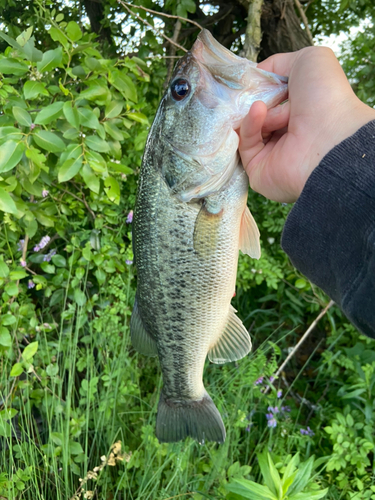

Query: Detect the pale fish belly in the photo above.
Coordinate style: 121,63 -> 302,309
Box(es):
132,162 -> 251,442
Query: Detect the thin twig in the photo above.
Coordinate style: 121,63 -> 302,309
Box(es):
264,300 -> 334,393
117,0 -> 188,53
119,1 -> 203,30
52,183 -> 96,220
294,0 -> 314,45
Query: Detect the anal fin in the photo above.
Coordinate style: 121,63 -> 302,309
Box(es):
239,206 -> 261,259
130,297 -> 158,357
208,305 -> 252,364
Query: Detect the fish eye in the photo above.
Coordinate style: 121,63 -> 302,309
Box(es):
171,78 -> 190,101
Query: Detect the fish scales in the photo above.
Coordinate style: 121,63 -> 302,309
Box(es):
131,29 -> 288,443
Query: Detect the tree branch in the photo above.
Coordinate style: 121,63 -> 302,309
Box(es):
117,0 -> 188,53
293,0 -> 314,45
242,0 -> 264,61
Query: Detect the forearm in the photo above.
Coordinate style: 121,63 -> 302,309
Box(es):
281,120 -> 375,338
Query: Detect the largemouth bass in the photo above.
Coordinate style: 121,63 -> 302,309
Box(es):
131,30 -> 287,443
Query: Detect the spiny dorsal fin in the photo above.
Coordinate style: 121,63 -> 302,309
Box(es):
239,206 -> 261,259
208,305 -> 252,364
130,297 -> 158,357
193,203 -> 223,258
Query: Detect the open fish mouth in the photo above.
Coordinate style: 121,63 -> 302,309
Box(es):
190,29 -> 288,121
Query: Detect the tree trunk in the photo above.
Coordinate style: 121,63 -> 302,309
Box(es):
259,0 -> 312,60
83,0 -> 114,47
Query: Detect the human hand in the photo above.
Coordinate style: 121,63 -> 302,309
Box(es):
239,46 -> 375,203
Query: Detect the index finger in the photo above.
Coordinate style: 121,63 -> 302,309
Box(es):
257,50 -> 303,76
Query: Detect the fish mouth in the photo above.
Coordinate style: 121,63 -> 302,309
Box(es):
191,29 -> 288,113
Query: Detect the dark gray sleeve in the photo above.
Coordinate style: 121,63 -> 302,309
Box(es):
281,120 -> 375,338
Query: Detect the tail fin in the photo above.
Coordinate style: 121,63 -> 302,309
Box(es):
156,390 -> 226,444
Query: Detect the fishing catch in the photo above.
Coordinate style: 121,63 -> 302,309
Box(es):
131,30 -> 287,443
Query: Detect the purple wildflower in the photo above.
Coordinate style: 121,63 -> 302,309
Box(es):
30,123 -> 35,130
267,417 -> 277,428
281,406 -> 291,412
300,427 -> 315,437
28,280 -> 35,289
42,189 -> 49,197
126,260 -> 133,265
43,249 -> 57,262
277,390 -> 282,398
17,239 -> 25,252
20,259 -> 26,267
268,406 -> 279,414
245,425 -> 251,432
269,376 -> 275,382
254,376 -> 264,386
34,235 -> 50,252
126,210 -> 133,223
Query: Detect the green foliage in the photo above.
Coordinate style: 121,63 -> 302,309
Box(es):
226,452 -> 328,500
0,5 -> 375,500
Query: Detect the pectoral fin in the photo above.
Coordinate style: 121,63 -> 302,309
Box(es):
208,306 -> 252,364
193,203 -> 223,258
130,297 -> 158,356
239,206 -> 261,259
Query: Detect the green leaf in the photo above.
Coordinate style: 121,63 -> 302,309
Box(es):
0,327 -> 11,347
78,107 -> 100,129
108,70 -> 137,102
9,270 -> 27,280
69,441 -> 84,455
81,164 -> 100,194
226,479 -> 277,500
267,454 -> 283,499
127,112 -> 149,125
58,156 -> 83,182
103,121 -> 124,141
49,27 -> 69,48
0,187 -> 18,214
0,257 -> 9,277
63,102 -> 80,129
34,102 -> 64,125
289,489 -> 329,500
23,81 -> 49,100
258,450 -> 278,497
33,210 -> 55,227
66,21 -> 82,42
105,101 -> 124,119
104,177 -> 120,204
85,135 -> 110,153
51,255 -> 66,267
0,141 -> 25,173
12,106 -> 32,127
41,262 -> 55,274
33,130 -> 65,153
108,161 -> 133,175
78,82 -> 109,102
22,341 -> 38,361
0,127 -> 23,142
16,27 -> 33,46
37,47 -> 63,72
10,362 -> 24,377
21,37 -> 43,62
0,30 -> 23,50
0,58 -> 28,75
5,281 -> 18,296
24,217 -> 38,238
287,457 -> 315,497
74,289 -> 86,306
